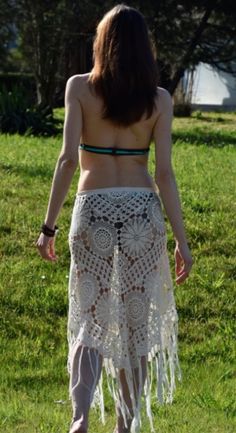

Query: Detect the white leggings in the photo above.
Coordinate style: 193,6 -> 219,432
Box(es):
69,344 -> 147,433
70,346 -> 103,430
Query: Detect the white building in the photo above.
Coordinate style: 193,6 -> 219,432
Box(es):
190,63 -> 236,111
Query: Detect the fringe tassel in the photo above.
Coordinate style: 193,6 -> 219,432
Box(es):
68,318 -> 181,433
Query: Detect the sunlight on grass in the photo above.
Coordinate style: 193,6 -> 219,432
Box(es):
0,112 -> 236,432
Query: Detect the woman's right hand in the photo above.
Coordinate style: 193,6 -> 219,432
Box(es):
174,242 -> 193,285
36,232 -> 58,262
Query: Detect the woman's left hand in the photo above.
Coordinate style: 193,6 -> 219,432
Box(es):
36,233 -> 58,262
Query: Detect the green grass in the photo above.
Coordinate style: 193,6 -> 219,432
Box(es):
0,111 -> 236,433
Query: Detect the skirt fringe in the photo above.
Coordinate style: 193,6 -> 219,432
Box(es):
67,188 -> 182,433
68,318 -> 182,433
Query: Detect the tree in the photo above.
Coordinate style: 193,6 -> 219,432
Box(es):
59,1 -> 111,87
0,0 -> 16,70
132,0 -> 236,94
14,0 -> 68,110
13,0 -> 114,109
4,0 -> 236,108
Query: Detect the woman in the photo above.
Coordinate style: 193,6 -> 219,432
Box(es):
36,4 -> 193,433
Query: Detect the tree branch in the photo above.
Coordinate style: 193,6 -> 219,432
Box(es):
168,3 -> 215,95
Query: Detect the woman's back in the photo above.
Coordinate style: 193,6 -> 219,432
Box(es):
75,73 -> 167,192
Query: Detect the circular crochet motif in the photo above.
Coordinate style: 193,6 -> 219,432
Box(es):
95,293 -> 119,328
120,217 -> 153,257
76,273 -> 97,309
90,222 -> 116,256
68,190 -> 181,427
125,291 -> 149,327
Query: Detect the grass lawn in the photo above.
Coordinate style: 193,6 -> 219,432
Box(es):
0,111 -> 235,433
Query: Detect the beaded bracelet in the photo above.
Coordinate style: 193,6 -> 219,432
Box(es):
41,223 -> 59,237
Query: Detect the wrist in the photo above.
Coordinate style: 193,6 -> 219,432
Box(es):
175,238 -> 188,247
44,221 -> 55,231
41,223 -> 59,237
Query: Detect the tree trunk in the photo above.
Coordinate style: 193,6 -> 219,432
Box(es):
36,78 -> 54,113
168,4 -> 214,95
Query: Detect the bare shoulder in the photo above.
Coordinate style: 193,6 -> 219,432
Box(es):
65,73 -> 90,99
157,86 -> 172,101
156,87 -> 173,115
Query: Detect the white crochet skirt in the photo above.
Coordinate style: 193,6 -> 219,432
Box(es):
67,187 -> 182,433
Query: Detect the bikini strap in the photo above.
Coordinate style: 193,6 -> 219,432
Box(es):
79,143 -> 150,156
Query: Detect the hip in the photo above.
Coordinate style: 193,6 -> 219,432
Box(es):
69,186 -> 166,241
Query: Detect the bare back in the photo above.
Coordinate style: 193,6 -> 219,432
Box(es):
62,73 -> 173,193
73,74 -> 161,192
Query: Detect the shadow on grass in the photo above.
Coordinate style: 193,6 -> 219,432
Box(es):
173,130 -> 236,147
9,371 -> 65,390
191,114 -> 233,123
0,161 -> 53,179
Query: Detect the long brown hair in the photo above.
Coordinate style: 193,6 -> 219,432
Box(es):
89,4 -> 158,126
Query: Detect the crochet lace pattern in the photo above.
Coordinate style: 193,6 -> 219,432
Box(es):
67,188 -> 182,433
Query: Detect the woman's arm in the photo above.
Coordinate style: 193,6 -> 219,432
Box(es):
36,75 -> 82,261
153,88 -> 193,284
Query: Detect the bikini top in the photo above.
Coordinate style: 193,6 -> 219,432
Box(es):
79,143 -> 150,156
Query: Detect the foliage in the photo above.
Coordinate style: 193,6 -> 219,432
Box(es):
132,0 -> 236,93
2,0 -> 236,107
0,72 -> 35,101
0,0 -> 16,68
174,102 -> 192,117
194,110 -> 203,119
13,0 -> 110,108
0,112 -> 236,432
14,0 -> 67,108
0,85 -> 61,136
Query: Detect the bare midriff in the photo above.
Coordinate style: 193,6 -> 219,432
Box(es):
77,152 -> 156,192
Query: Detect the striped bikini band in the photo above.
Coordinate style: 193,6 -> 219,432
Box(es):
79,143 -> 150,156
